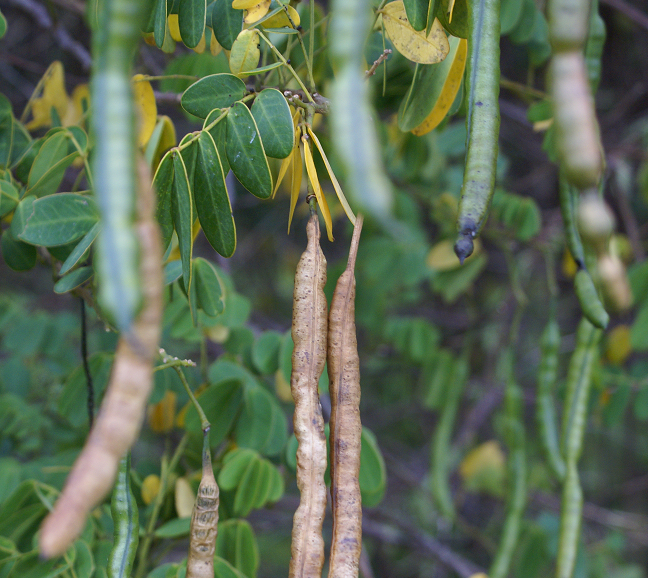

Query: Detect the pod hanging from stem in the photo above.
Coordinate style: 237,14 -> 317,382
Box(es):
328,215 -> 364,578
186,428 -> 219,578
289,211 -> 329,578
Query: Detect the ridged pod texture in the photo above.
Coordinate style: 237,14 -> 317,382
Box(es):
39,159 -> 163,558
186,437 -> 219,578
289,214 -> 328,578
328,216 -> 363,578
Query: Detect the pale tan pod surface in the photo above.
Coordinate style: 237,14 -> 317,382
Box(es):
289,214 -> 329,578
186,437 -> 219,578
550,52 -> 602,189
39,159 -> 163,559
328,216 -> 363,578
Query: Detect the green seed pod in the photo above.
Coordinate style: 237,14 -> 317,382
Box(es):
574,268 -> 609,329
108,454 -> 139,578
550,52 -> 602,189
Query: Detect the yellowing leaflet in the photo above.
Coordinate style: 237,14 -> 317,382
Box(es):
382,1 -> 450,64
302,136 -> 333,241
307,127 -> 356,225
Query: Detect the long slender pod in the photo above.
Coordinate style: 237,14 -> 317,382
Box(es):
560,318 -> 602,465
108,454 -> 139,578
329,0 -> 392,221
536,313 -> 566,482
490,348 -> 527,578
92,0 -> 148,331
555,463 -> 584,578
555,318 -> 601,578
289,213 -> 329,578
328,216 -> 364,578
40,158 -> 163,558
454,0 -> 501,262
186,429 -> 219,578
430,353 -> 469,520
559,177 -> 586,269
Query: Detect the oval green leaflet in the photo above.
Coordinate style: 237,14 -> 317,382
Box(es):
403,0 -> 439,32
250,89 -> 294,159
172,151 -> 194,291
178,0 -> 206,49
226,102 -> 273,199
107,454 -> 139,578
194,131 -> 236,257
181,74 -> 247,119
454,0 -> 501,263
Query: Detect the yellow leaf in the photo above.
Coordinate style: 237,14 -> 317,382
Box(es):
142,474 -> 161,505
261,4 -> 300,28
412,38 -> 467,135
133,75 -> 158,147
143,32 -> 157,46
605,324 -> 632,365
427,238 -> 480,271
174,477 -> 196,518
149,115 -> 177,171
302,136 -> 333,241
209,28 -> 223,56
469,575 -> 489,578
244,0 -> 271,24
192,31 -> 207,53
307,126 -> 356,225
562,248 -> 578,279
62,83 -> 90,127
168,13 -> 182,42
273,150 -> 293,199
533,118 -> 553,132
275,368 -> 293,403
288,144 -> 303,233
24,61 -> 70,130
382,1 -> 450,64
232,0 -> 260,9
459,441 -> 506,497
229,29 -> 261,77
147,389 -> 177,433
204,324 -> 231,343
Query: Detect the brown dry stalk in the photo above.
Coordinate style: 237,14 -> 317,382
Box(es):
328,215 -> 364,578
289,214 -> 329,578
39,158 -> 163,558
186,431 -> 219,578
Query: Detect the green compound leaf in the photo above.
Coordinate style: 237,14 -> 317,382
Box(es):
234,383 -> 287,457
178,0 -> 206,48
194,131 -> 236,257
251,88 -> 293,159
181,74 -> 247,119
171,152 -> 193,292
216,519 -> 259,578
226,102 -> 272,199
210,0 -> 243,50
17,193 -> 99,247
184,379 -> 244,448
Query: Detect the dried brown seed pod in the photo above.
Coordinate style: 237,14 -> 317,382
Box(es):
289,214 -> 329,578
328,215 -> 364,578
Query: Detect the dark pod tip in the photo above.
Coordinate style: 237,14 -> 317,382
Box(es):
454,234 -> 474,265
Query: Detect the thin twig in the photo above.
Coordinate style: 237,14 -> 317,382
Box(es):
365,49 -> 392,79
